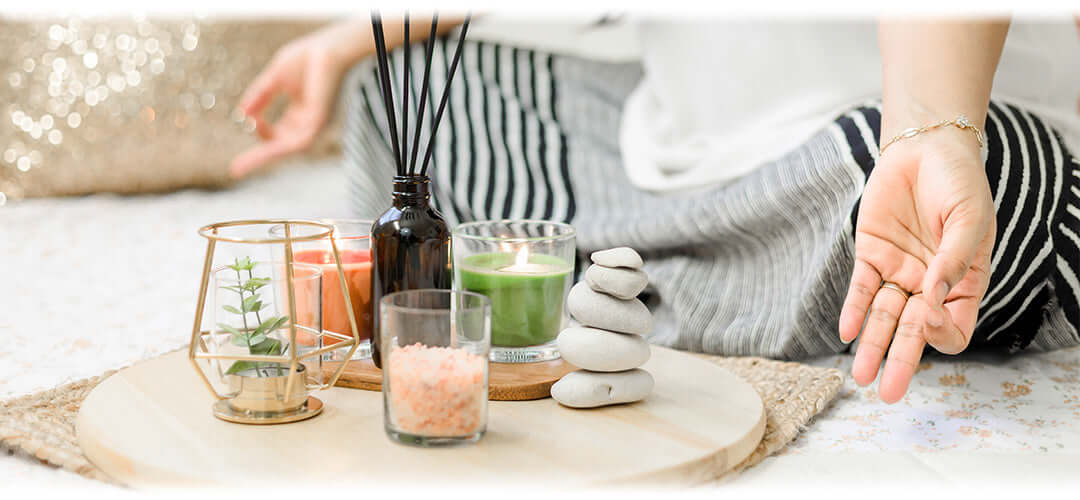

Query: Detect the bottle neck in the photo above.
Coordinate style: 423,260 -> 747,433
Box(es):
392,175 -> 431,207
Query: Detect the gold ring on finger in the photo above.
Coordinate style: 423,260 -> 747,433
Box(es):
879,281 -> 911,300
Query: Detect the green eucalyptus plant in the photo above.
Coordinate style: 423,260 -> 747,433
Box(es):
219,257 -> 290,376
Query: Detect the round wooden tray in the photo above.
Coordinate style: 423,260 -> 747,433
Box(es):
76,346 -> 765,487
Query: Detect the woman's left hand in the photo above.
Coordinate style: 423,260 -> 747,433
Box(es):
838,125 -> 996,403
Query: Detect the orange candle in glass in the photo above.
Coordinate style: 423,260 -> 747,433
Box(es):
273,219 -> 374,359
294,247 -> 372,346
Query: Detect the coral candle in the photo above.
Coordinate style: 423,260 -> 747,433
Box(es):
293,247 -> 372,347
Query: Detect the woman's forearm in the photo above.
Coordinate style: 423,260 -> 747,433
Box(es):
327,15 -> 466,70
879,19 -> 1010,141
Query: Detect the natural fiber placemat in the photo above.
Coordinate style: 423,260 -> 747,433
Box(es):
0,352 -> 843,486
701,355 -> 845,481
1,370 -> 120,484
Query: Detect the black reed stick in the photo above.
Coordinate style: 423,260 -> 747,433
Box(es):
408,14 -> 438,176
369,11 -> 469,179
370,12 -> 403,176
400,12 -> 409,174
420,14 -> 470,177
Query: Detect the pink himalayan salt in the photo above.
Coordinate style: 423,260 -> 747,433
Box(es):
387,343 -> 486,437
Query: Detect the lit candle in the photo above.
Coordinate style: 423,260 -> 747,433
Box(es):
458,246 -> 572,349
496,247 -> 562,274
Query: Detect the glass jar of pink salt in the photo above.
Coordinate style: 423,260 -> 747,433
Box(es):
380,289 -> 491,446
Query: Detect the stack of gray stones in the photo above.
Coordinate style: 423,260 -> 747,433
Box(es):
551,247 -> 655,408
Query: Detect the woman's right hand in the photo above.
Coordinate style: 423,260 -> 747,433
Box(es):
230,22 -> 362,178
230,16 -> 461,178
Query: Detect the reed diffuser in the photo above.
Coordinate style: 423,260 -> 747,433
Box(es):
368,11 -> 471,367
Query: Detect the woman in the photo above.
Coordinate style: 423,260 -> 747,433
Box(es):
232,15 -> 1080,403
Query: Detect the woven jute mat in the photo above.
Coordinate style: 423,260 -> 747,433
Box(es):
0,352 -> 843,486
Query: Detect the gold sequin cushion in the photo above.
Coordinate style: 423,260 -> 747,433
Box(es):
0,17 -> 335,203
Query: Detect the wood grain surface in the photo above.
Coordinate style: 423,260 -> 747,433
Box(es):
76,346 -> 765,487
325,357 -> 578,400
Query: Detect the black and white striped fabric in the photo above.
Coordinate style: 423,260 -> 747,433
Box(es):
343,37 -> 576,226
344,38 -> 1080,359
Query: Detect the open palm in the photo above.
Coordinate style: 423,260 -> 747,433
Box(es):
838,130 -> 996,403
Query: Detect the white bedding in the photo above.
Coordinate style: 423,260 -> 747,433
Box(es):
2,159 -> 1078,487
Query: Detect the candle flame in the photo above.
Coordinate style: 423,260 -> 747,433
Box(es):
515,246 -> 530,267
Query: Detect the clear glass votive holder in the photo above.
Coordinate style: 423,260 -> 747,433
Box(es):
381,289 -> 491,447
271,219 -> 374,361
210,261 -> 324,420
453,220 -> 576,363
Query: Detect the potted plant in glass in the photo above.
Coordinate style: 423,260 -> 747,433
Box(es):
212,257 -> 321,420
188,219 -> 360,424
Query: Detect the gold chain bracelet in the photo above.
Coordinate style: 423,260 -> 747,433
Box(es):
879,114 -> 985,156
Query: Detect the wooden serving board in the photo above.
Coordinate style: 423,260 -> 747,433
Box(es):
325,357 -> 578,400
77,346 -> 765,487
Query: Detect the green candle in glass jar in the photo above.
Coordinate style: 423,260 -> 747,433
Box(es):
458,250 -> 572,348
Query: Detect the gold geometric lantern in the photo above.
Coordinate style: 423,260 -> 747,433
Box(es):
188,219 -> 360,424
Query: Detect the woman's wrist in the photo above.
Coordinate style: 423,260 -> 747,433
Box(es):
881,92 -> 989,144
879,112 -> 986,159
320,19 -> 376,70
878,19 -> 1006,148
879,123 -> 984,164
321,15 -> 466,71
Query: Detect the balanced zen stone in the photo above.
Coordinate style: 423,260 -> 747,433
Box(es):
556,247 -> 655,410
557,327 -> 651,372
584,264 -> 648,300
590,247 -> 643,270
551,369 -> 655,408
567,282 -> 653,336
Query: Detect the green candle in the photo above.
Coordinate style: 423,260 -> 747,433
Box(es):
458,252 -> 572,348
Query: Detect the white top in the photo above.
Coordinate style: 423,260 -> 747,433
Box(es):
619,18 -> 1080,192
468,14 -> 641,62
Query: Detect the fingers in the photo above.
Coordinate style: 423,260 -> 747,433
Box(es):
879,296 -> 928,403
854,232 -> 927,292
925,296 -> 978,354
921,209 -> 986,327
851,286 -> 908,386
839,259 -> 881,344
240,61 -> 285,117
229,134 -> 309,179
230,113 -> 290,178
878,295 -> 976,405
231,59 -> 285,179
301,52 -> 337,129
251,115 -> 275,141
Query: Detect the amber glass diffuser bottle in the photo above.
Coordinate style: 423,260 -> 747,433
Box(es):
370,175 -> 452,367
366,12 -> 470,367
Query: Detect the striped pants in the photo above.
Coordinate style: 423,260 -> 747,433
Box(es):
344,38 -> 1080,359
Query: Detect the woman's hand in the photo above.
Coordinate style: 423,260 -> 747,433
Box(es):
838,126 -> 996,403
847,18 -> 1008,403
230,22 -> 365,178
230,17 -> 460,178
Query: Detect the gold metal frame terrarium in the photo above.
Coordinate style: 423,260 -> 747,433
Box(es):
189,219 -> 361,424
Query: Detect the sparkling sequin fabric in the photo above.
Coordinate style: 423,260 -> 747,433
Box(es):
0,16 -> 330,205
